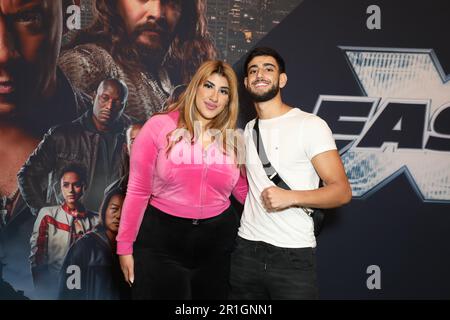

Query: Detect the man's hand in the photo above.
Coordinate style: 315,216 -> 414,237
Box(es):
261,186 -> 295,212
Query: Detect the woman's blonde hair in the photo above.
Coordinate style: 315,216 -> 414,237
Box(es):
165,60 -> 244,166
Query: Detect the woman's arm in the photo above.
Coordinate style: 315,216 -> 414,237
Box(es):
231,168 -> 249,205
116,116 -> 168,255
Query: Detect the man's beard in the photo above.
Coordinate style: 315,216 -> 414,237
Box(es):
247,81 -> 280,103
131,21 -> 172,70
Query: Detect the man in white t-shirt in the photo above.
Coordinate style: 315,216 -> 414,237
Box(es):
230,47 -> 352,299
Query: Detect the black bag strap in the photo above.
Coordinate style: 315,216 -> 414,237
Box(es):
252,118 -> 325,236
252,118 -> 290,190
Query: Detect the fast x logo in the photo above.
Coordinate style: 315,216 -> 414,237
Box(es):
313,47 -> 450,202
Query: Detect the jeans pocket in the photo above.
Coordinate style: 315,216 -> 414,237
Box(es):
287,248 -> 315,270
230,237 -> 252,264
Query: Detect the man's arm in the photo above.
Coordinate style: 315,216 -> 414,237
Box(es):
261,150 -> 352,211
17,128 -> 58,215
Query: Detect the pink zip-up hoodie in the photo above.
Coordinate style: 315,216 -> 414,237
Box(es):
116,111 -> 248,255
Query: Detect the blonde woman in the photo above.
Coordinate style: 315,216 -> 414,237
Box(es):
117,60 -> 247,299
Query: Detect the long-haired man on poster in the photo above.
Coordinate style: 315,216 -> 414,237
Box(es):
59,0 -> 216,122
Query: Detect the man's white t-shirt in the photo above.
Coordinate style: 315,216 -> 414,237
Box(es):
238,108 -> 337,248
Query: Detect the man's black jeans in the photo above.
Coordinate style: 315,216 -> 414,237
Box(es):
229,236 -> 318,300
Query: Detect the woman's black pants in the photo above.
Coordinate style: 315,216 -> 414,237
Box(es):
132,205 -> 239,300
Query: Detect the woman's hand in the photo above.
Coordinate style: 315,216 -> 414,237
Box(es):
119,254 -> 134,287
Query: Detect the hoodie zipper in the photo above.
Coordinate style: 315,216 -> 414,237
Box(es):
199,147 -> 209,222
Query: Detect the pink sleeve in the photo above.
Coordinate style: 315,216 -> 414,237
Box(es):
231,168 -> 248,204
116,115 -> 167,255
